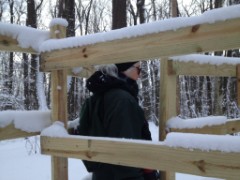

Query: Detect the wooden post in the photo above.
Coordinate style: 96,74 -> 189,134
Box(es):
49,23 -> 68,180
159,58 -> 177,180
236,65 -> 240,108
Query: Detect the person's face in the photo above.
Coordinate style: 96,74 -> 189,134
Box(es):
123,62 -> 141,81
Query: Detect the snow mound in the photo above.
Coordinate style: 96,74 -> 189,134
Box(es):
0,110 -> 51,132
165,132 -> 240,152
167,116 -> 227,129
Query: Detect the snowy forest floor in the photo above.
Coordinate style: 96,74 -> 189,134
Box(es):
0,122 -> 222,180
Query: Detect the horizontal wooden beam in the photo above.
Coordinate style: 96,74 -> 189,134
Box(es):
169,60 -> 237,76
0,35 -> 38,54
169,119 -> 240,134
41,135 -> 240,179
0,123 -> 39,141
40,18 -> 240,71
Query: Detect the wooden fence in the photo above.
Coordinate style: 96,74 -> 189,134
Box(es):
1,5 -> 240,180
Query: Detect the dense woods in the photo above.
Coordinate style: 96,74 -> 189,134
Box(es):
0,0 -> 240,123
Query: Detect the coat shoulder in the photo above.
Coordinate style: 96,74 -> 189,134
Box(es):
105,88 -> 135,102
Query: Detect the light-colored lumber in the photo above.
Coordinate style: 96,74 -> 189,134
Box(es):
159,59 -> 178,140
51,70 -> 68,126
50,24 -> 68,180
159,58 -> 178,180
169,60 -> 237,77
226,119 -> 240,134
41,135 -> 240,180
169,119 -> 240,134
0,123 -> 39,141
0,34 -> 37,54
40,18 -> 240,71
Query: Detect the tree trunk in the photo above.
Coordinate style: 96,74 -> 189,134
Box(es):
59,0 -> 79,121
137,0 -> 145,24
170,0 -> 179,17
112,0 -> 127,29
26,0 -> 39,109
23,53 -> 30,109
214,0 -> 223,8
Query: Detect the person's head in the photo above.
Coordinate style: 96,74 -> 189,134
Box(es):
115,62 -> 141,81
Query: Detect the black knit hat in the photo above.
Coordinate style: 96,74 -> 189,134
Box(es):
115,62 -> 138,72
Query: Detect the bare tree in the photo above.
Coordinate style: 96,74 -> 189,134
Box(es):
170,0 -> 179,17
112,0 -> 127,29
23,0 -> 44,110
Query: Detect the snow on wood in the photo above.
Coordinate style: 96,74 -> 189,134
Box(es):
41,121 -> 240,153
40,12 -> 240,70
39,5 -> 240,52
1,5 -> 239,56
41,121 -> 68,137
41,132 -> 240,179
0,22 -> 49,52
167,116 -> 227,129
165,132 -> 240,153
0,110 -> 51,133
49,18 -> 68,28
167,116 -> 240,134
170,54 -> 240,65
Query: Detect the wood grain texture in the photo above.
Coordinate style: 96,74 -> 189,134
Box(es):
0,123 -> 39,141
50,24 -> 68,180
169,60 -> 237,77
41,18 -> 240,71
169,119 -> 240,134
0,35 -> 37,54
41,135 -> 240,180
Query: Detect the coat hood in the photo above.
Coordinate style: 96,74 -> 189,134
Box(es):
86,71 -> 139,99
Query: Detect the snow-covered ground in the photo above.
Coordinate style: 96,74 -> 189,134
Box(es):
0,122 -> 222,180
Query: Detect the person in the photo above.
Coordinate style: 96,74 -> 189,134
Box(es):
77,61 -> 159,180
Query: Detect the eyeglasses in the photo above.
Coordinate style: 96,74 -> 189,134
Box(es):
132,66 -> 141,74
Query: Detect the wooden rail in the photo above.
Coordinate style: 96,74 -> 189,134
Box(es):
40,18 -> 240,71
169,60 -> 238,76
0,34 -> 38,54
169,119 -> 240,134
0,123 -> 39,141
41,135 -> 240,180
1,116 -> 239,141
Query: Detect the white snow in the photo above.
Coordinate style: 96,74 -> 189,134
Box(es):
0,122 -> 225,180
49,18 -> 68,28
167,116 -> 227,129
38,5 -> 240,52
40,119 -> 240,153
1,5 -> 240,56
165,132 -> 240,153
171,54 -> 240,65
41,121 -> 68,137
0,110 -> 51,132
72,67 -> 83,74
0,22 -> 49,52
68,118 -> 79,129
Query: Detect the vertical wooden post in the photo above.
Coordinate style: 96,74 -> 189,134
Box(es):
50,23 -> 68,180
236,65 -> 240,108
159,58 -> 177,180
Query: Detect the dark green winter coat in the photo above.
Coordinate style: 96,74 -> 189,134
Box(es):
78,71 -> 151,180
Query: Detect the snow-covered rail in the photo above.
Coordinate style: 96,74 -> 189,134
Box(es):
167,116 -> 240,134
41,129 -> 240,180
40,17 -> 240,71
